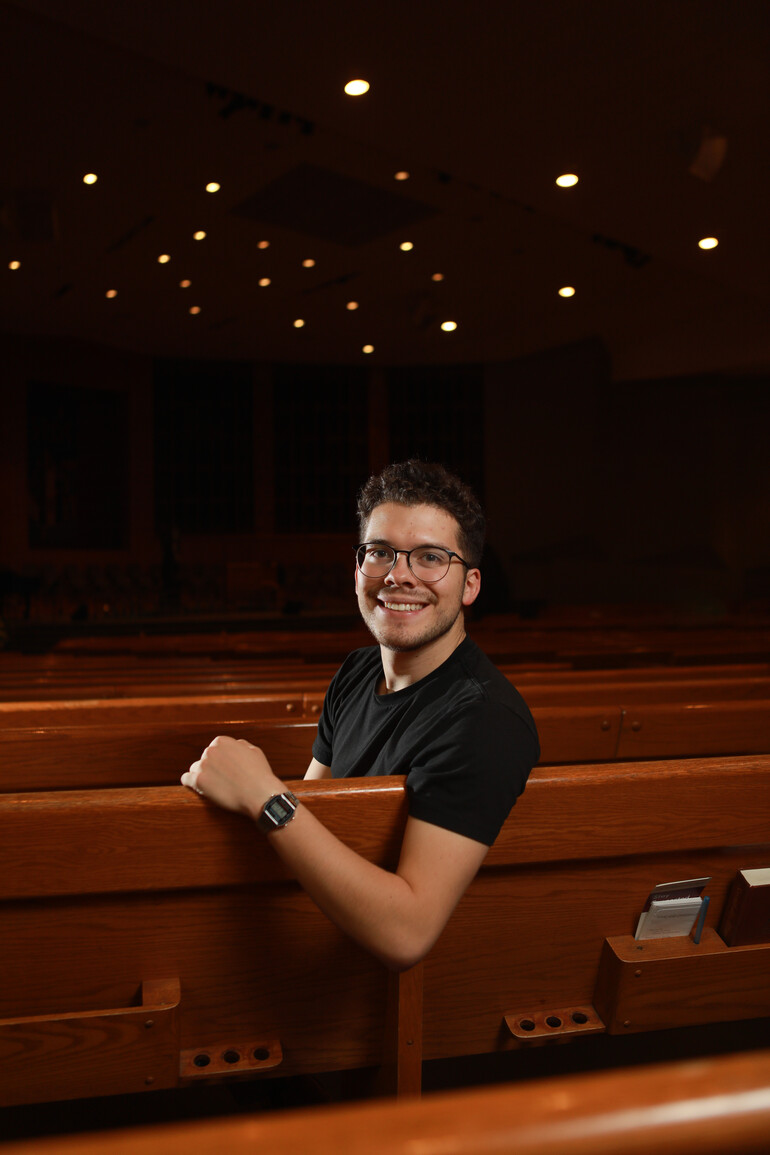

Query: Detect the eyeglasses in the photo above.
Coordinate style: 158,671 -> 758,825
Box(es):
355,543 -> 470,583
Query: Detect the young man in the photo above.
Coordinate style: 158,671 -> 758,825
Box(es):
182,461 -> 539,971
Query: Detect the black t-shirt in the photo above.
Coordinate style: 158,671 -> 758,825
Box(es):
312,637 -> 540,846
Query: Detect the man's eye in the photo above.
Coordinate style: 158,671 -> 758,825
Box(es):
367,548 -> 391,560
417,551 -> 445,566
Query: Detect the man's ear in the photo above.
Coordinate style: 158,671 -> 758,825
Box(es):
461,568 -> 481,607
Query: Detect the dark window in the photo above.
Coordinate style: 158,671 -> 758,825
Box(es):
273,366 -> 368,532
27,382 -> 129,549
386,365 -> 485,499
153,360 -> 254,534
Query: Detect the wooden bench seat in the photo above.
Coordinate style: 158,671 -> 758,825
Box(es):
2,755 -> 769,1108
4,1047 -> 770,1155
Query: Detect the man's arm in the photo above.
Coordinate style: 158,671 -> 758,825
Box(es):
181,736 -> 487,971
304,757 -> 332,779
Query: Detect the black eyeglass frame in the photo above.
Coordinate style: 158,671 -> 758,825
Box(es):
354,543 -> 471,583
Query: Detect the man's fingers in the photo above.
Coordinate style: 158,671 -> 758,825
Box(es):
181,767 -> 205,796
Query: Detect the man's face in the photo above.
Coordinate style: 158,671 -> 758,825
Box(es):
355,502 -> 480,653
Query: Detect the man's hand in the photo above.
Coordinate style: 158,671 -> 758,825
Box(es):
181,735 -> 283,820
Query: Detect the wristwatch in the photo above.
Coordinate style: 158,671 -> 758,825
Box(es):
257,790 -> 299,833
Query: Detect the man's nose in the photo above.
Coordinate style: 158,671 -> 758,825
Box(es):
386,552 -> 415,583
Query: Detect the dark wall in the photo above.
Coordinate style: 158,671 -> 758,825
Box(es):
2,332 -> 768,622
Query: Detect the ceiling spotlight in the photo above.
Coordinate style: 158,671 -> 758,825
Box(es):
362,344 -> 374,354
346,301 -> 359,310
556,173 -> 579,188
193,230 -> 207,241
189,306 -> 201,315
259,278 -> 271,287
105,289 -> 118,299
394,171 -> 410,181
441,321 -> 458,332
83,173 -> 98,185
302,258 -> 316,268
698,236 -> 719,250
8,260 -> 20,270
257,240 -> 270,249
558,286 -> 576,297
293,319 -> 305,328
158,254 -> 171,264
400,241 -> 414,251
205,182 -> 221,193
431,272 -> 444,282
344,79 -> 370,96
179,279 -> 191,288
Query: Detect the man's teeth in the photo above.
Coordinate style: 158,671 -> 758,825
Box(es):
382,601 -> 423,612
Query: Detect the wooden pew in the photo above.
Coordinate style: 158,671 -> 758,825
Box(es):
0,704 -> 628,792
0,719 -> 318,790
0,692 -> 323,729
4,1047 -> 770,1155
3,689 -> 769,793
2,756 -> 769,1109
3,663 -> 769,704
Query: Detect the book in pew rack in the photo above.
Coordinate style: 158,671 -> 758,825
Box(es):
634,877 -> 710,941
719,867 -> 770,946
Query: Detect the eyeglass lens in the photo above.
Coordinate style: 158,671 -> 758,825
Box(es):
357,545 -> 452,580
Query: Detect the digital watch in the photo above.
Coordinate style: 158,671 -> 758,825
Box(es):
257,790 -> 299,833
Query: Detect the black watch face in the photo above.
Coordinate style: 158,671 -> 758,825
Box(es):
268,796 -> 293,824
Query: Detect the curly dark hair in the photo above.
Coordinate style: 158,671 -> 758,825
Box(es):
356,460 -> 486,568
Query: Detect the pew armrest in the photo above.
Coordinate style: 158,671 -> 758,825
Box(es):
0,978 -> 181,1107
594,930 -> 770,1033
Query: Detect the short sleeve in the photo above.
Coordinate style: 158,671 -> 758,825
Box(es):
405,699 -> 538,846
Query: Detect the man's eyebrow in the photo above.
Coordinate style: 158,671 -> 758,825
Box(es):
364,539 -> 452,550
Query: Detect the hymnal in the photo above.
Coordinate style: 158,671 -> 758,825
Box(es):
634,877 -> 710,941
635,896 -> 705,940
719,867 -> 770,947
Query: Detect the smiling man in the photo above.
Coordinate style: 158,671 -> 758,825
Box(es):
182,461 -> 539,971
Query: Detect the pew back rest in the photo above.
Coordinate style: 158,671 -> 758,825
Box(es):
2,755 -> 769,1106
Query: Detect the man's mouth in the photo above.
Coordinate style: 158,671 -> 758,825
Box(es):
379,600 -> 426,613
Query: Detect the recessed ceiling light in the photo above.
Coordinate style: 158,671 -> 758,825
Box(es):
558,286 -> 576,297
344,79 -> 370,96
302,258 -> 315,268
257,240 -> 270,249
362,344 -> 374,354
394,171 -> 410,181
83,173 -> 98,185
179,279 -> 191,288
189,306 -> 201,315
105,289 -> 118,299
158,254 -> 171,264
193,230 -> 206,241
259,278 -> 271,287
293,319 -> 305,328
431,273 -> 444,282
205,182 -> 221,193
8,260 -> 20,270
441,321 -> 457,332
346,301 -> 359,310
698,236 -> 719,250
556,173 -> 579,188
400,242 -> 414,252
